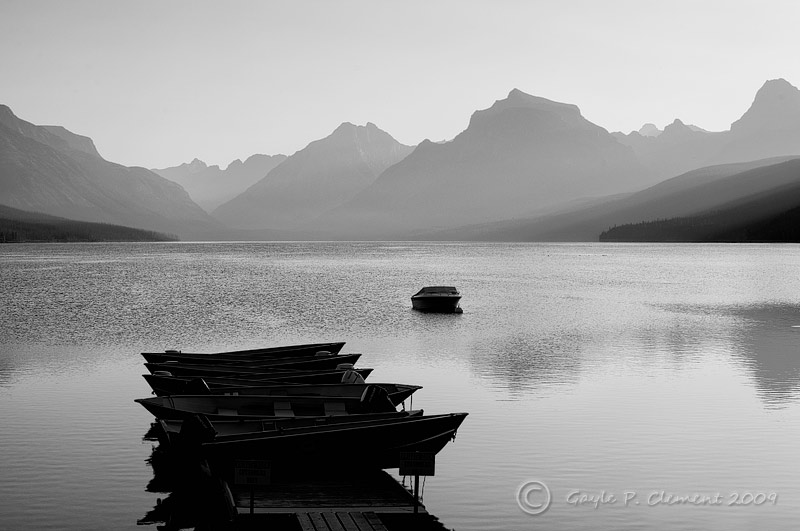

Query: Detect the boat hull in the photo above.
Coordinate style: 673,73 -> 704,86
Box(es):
142,368 -> 373,393
144,352 -> 362,376
143,379 -> 420,405
135,389 -> 398,421
202,412 -> 468,470
157,409 -> 425,447
141,342 -> 346,364
411,296 -> 462,313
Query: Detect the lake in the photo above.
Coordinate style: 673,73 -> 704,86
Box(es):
1,242 -> 799,530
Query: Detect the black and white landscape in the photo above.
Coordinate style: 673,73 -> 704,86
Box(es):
2,3 -> 800,531
4,79 -> 800,242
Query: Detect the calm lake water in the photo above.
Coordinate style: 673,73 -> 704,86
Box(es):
1,242 -> 799,530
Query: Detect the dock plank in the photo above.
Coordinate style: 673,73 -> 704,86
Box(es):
335,512 -> 361,531
350,512 -> 372,531
297,513 -> 317,531
310,512 -> 328,530
322,512 -> 346,531
364,512 -> 389,531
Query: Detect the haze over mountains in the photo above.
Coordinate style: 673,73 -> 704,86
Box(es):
0,105 -> 218,238
310,89 -> 648,238
613,79 -> 800,180
152,154 -> 287,211
213,122 -> 413,230
2,78 -> 800,241
599,159 -> 800,242
440,156 -> 800,242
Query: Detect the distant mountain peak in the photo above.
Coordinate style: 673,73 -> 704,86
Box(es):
638,123 -> 662,137
658,118 -> 704,140
325,121 -> 403,147
213,120 -> 413,230
760,77 -> 797,94
0,105 -> 103,158
469,88 -> 584,129
749,78 -> 800,109
731,78 -> 800,132
183,158 -> 208,172
501,88 -> 580,114
333,121 -> 357,133
0,105 -> 25,133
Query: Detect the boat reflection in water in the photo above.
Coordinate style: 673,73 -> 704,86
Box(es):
139,442 -> 234,530
411,286 -> 463,314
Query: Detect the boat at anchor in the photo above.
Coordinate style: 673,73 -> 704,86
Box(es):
411,286 -> 463,313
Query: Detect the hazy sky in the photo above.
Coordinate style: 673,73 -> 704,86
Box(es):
2,0 -> 799,168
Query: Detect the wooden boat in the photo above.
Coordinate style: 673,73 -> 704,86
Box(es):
156,409 -> 425,447
142,350 -> 345,366
143,378 -> 421,404
141,341 -> 346,363
411,286 -> 463,313
143,352 -> 362,376
142,368 -> 373,393
134,386 -> 398,420
200,412 -> 469,470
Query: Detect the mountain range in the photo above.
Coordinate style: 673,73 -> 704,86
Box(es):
0,105 -> 218,238
436,156 -> 799,242
0,204 -> 174,242
309,89 -> 649,238
2,78 -> 800,241
599,159 -> 800,242
213,122 -> 413,230
612,79 -> 800,180
152,154 -> 287,211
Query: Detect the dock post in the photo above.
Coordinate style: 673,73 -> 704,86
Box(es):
414,475 -> 419,514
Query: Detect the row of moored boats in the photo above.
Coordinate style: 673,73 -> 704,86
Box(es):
136,341 -> 467,473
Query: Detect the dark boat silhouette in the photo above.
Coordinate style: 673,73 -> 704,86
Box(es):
143,378 -> 420,404
156,409 -> 425,447
411,286 -> 463,313
142,367 -> 373,393
143,352 -> 362,376
141,341 -> 345,363
199,412 -> 468,469
135,385 -> 398,420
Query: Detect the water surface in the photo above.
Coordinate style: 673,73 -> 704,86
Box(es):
1,242 -> 799,530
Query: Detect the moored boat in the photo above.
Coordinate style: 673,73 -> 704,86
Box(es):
141,341 -> 346,363
135,386 -> 398,420
200,412 -> 468,470
142,368 -> 373,393
142,378 -> 421,405
156,409 -> 425,447
411,286 -> 463,313
143,352 -> 362,376
142,350 -> 343,365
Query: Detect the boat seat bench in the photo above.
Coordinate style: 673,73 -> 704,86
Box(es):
274,401 -> 295,417
324,402 -> 348,415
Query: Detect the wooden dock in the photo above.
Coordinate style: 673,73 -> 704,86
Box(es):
228,470 -> 424,514
296,511 -> 388,530
225,470 -> 450,530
